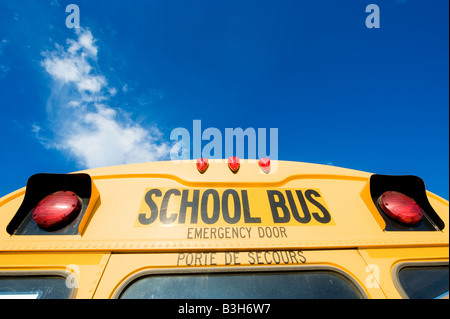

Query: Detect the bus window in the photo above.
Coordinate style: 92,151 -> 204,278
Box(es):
397,265 -> 449,299
0,275 -> 73,299
119,270 -> 365,299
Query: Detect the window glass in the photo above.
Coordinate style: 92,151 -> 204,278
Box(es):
0,276 -> 72,299
398,265 -> 449,299
120,270 -> 364,299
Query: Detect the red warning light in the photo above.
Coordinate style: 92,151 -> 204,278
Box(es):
32,191 -> 82,230
228,156 -> 240,173
258,157 -> 271,173
378,191 -> 423,225
196,158 -> 209,173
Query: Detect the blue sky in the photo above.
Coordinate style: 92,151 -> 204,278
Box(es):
0,0 -> 448,199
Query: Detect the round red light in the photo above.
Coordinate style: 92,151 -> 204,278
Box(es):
32,191 -> 82,230
378,191 -> 423,225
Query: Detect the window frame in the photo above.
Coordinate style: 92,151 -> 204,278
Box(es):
114,265 -> 368,299
392,261 -> 449,299
0,270 -> 77,299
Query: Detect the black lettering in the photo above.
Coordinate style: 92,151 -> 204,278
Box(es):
200,189 -> 220,224
257,227 -> 264,238
139,189 -> 162,225
241,190 -> 261,223
233,252 -> 240,265
248,252 -> 256,265
187,228 -> 193,239
297,251 -> 307,263
240,227 -> 250,238
179,190 -> 200,224
256,252 -> 264,264
225,252 -> 233,265
264,251 -> 273,264
272,227 -> 280,237
280,251 -> 290,263
295,190 -> 312,223
160,189 -> 181,224
305,189 -> 331,224
273,251 -> 281,264
280,226 -> 287,238
267,190 -> 290,223
289,251 -> 298,263
286,190 -> 311,223
210,253 -> 217,266
195,253 -> 202,265
177,253 -> 185,266
222,189 -> 241,224
186,253 -> 193,266
246,227 -> 252,238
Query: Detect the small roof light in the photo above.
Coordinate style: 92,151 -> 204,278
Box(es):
196,158 -> 209,173
258,157 -> 271,173
32,191 -> 82,231
378,191 -> 423,225
228,156 -> 240,173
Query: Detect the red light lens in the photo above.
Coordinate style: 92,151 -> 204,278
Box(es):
32,191 -> 82,230
378,191 -> 423,225
196,158 -> 209,173
228,156 -> 240,173
258,157 -> 271,173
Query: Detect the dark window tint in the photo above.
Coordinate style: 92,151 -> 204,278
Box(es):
0,276 -> 72,299
120,270 -> 364,299
398,265 -> 449,299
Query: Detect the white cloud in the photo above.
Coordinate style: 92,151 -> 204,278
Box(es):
39,29 -> 170,169
43,54 -> 88,83
77,75 -> 106,93
42,37 -> 103,94
64,105 -> 169,168
78,31 -> 98,56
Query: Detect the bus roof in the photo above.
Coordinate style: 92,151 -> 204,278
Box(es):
0,160 -> 448,252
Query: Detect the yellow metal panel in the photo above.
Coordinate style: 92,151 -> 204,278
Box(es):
0,160 -> 447,252
358,247 -> 448,299
0,253 -> 110,299
94,249 -> 386,299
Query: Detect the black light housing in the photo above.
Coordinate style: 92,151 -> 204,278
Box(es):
369,175 -> 444,231
7,173 -> 99,235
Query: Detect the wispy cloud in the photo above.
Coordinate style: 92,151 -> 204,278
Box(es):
39,28 -> 170,168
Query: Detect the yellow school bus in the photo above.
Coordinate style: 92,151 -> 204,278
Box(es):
0,159 -> 448,300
